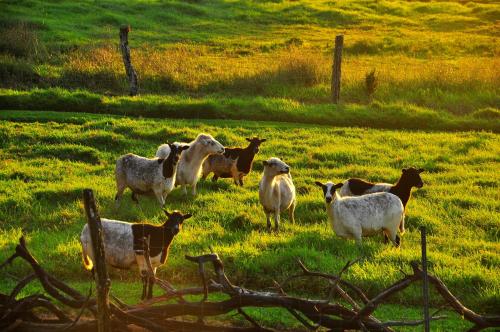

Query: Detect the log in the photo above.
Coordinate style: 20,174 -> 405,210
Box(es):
2,234 -> 500,332
83,189 -> 110,332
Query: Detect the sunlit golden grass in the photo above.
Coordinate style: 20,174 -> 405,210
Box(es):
1,0 -> 498,116
65,45 -> 499,90
56,45 -> 500,113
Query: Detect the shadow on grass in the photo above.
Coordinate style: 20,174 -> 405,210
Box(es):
10,144 -> 102,164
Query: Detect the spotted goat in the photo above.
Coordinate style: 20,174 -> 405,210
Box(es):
115,143 -> 189,207
316,181 -> 405,247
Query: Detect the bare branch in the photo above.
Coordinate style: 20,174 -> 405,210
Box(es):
381,315 -> 447,327
3,235 -> 499,332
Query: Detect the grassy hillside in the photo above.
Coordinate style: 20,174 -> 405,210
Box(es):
2,0 -> 498,52
1,0 -> 498,124
1,111 -> 498,318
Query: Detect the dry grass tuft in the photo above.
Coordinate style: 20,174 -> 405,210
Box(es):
0,23 -> 47,60
275,47 -> 326,86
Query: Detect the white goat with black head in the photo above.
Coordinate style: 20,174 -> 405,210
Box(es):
115,143 -> 189,207
259,157 -> 296,231
80,210 -> 191,300
315,181 -> 404,247
156,134 -> 224,196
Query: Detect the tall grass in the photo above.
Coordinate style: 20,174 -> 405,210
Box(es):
3,45 -> 498,114
1,0 -> 499,117
0,22 -> 47,60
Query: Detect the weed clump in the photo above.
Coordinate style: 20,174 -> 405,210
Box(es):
0,22 -> 47,60
276,47 -> 325,86
365,69 -> 378,101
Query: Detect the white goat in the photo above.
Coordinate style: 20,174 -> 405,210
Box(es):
157,134 -> 224,195
115,143 -> 189,207
259,157 -> 296,231
315,181 -> 404,247
80,210 -> 191,300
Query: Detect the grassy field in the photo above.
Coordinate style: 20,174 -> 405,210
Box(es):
1,0 -> 499,127
0,0 -> 499,330
0,111 -> 498,329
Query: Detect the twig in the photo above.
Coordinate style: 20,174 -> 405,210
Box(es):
0,252 -> 20,270
58,285 -> 93,331
7,273 -> 36,304
110,293 -> 130,310
381,315 -> 447,327
237,308 -> 262,329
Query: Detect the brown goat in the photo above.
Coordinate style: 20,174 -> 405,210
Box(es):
201,137 -> 266,186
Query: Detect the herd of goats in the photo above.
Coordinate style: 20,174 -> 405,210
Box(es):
80,133 -> 424,300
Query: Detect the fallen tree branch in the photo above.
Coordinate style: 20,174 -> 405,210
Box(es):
2,236 -> 499,332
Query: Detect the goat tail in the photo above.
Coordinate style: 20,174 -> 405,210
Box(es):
81,251 -> 93,271
80,240 -> 93,271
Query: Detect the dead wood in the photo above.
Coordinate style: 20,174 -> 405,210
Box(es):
2,236 -> 499,332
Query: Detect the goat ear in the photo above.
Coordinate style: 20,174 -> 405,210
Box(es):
246,138 -> 251,142
263,160 -> 268,166
163,209 -> 171,217
157,158 -> 165,164
260,138 -> 267,142
183,213 -> 192,220
418,168 -> 425,173
402,168 -> 408,173
314,181 -> 324,188
334,183 -> 343,189
181,145 -> 190,151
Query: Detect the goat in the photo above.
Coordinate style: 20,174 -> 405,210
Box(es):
315,181 -> 404,247
339,167 -> 424,237
80,210 -> 191,300
259,157 -> 296,231
115,143 -> 189,207
157,134 -> 224,196
339,167 -> 424,209
202,137 -> 266,186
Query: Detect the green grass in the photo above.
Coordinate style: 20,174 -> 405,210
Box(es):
1,0 -> 497,55
1,88 -> 499,132
0,111 -> 498,325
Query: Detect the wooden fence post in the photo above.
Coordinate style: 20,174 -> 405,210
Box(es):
420,226 -> 430,332
119,25 -> 138,96
83,189 -> 111,332
331,35 -> 344,104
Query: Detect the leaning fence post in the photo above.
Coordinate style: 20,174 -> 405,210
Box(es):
420,226 -> 430,332
119,25 -> 138,96
331,35 -> 344,104
83,189 -> 111,332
